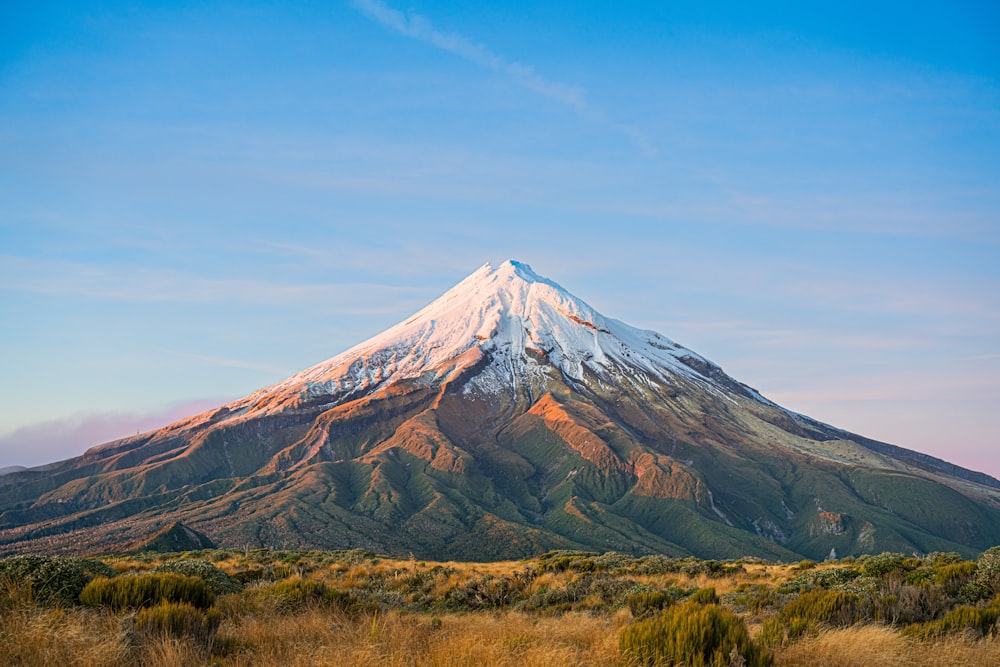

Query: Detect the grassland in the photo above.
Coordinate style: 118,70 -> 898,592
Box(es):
2,547 -> 1000,666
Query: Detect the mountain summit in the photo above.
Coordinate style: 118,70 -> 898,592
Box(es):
247,260 -> 727,423
2,261 -> 999,560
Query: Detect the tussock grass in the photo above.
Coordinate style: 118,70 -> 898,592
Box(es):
2,596 -> 999,667
80,572 -> 215,610
0,604 -> 127,666
214,609 -> 622,667
620,601 -> 772,666
775,626 -> 1000,667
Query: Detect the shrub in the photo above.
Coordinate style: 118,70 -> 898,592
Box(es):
591,552 -> 632,571
779,566 -> 860,593
253,576 -> 365,613
759,617 -> 785,648
927,552 -> 964,567
861,553 -> 908,578
519,572 -> 633,613
538,553 -> 600,573
690,587 -> 718,605
778,589 -> 860,635
935,562 -> 977,595
633,555 -> 681,575
627,590 -> 674,619
149,559 -> 241,595
731,584 -> 778,615
903,602 -> 1000,639
255,577 -> 327,607
80,573 -> 214,611
0,555 -> 114,606
135,601 -> 221,655
231,563 -> 296,584
619,601 -> 772,667
879,583 -> 950,625
444,572 -> 533,610
686,560 -> 744,578
976,546 -> 1000,596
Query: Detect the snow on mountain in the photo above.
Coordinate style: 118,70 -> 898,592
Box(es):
245,260 -> 735,409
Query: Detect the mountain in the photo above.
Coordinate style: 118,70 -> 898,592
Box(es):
1,260 -> 999,560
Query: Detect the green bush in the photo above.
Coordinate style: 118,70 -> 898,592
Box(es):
538,552 -> 602,573
976,546 -> 1000,596
135,601 -> 221,655
521,572 -> 636,614
253,576 -> 365,613
626,590 -> 674,619
0,555 -> 114,606
875,583 -> 950,626
678,559 -> 742,578
619,601 -> 772,667
445,572 -> 532,610
778,589 -> 860,637
731,584 -> 778,615
935,561 -> 977,595
927,552 -> 964,567
149,558 -> 241,595
903,601 -> 1000,639
633,555 -> 681,575
759,617 -> 785,648
80,573 -> 215,611
779,566 -> 860,593
861,553 -> 909,578
231,563 -> 296,584
690,587 -> 718,605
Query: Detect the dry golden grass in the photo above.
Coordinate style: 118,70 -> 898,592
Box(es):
3,600 -> 1000,667
213,608 -> 624,667
0,605 -> 127,666
4,552 -> 999,667
774,625 -> 1000,667
136,639 -> 208,667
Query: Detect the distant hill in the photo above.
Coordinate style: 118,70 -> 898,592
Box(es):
133,521 -> 216,553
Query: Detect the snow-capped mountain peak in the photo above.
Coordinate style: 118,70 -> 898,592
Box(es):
248,260 -> 723,407
13,260 -> 1000,561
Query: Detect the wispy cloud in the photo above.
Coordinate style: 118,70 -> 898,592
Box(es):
351,0 -> 654,154
352,0 -> 586,110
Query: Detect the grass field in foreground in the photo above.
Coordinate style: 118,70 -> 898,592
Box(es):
2,547 -> 999,666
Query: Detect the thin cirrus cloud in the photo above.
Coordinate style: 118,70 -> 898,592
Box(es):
351,0 -> 587,111
350,0 -> 653,154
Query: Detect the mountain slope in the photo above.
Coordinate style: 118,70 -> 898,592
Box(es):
1,260 -> 998,560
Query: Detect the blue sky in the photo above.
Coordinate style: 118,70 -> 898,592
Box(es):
1,1 -> 998,476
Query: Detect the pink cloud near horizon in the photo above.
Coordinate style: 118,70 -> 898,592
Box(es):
0,399 -> 231,469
